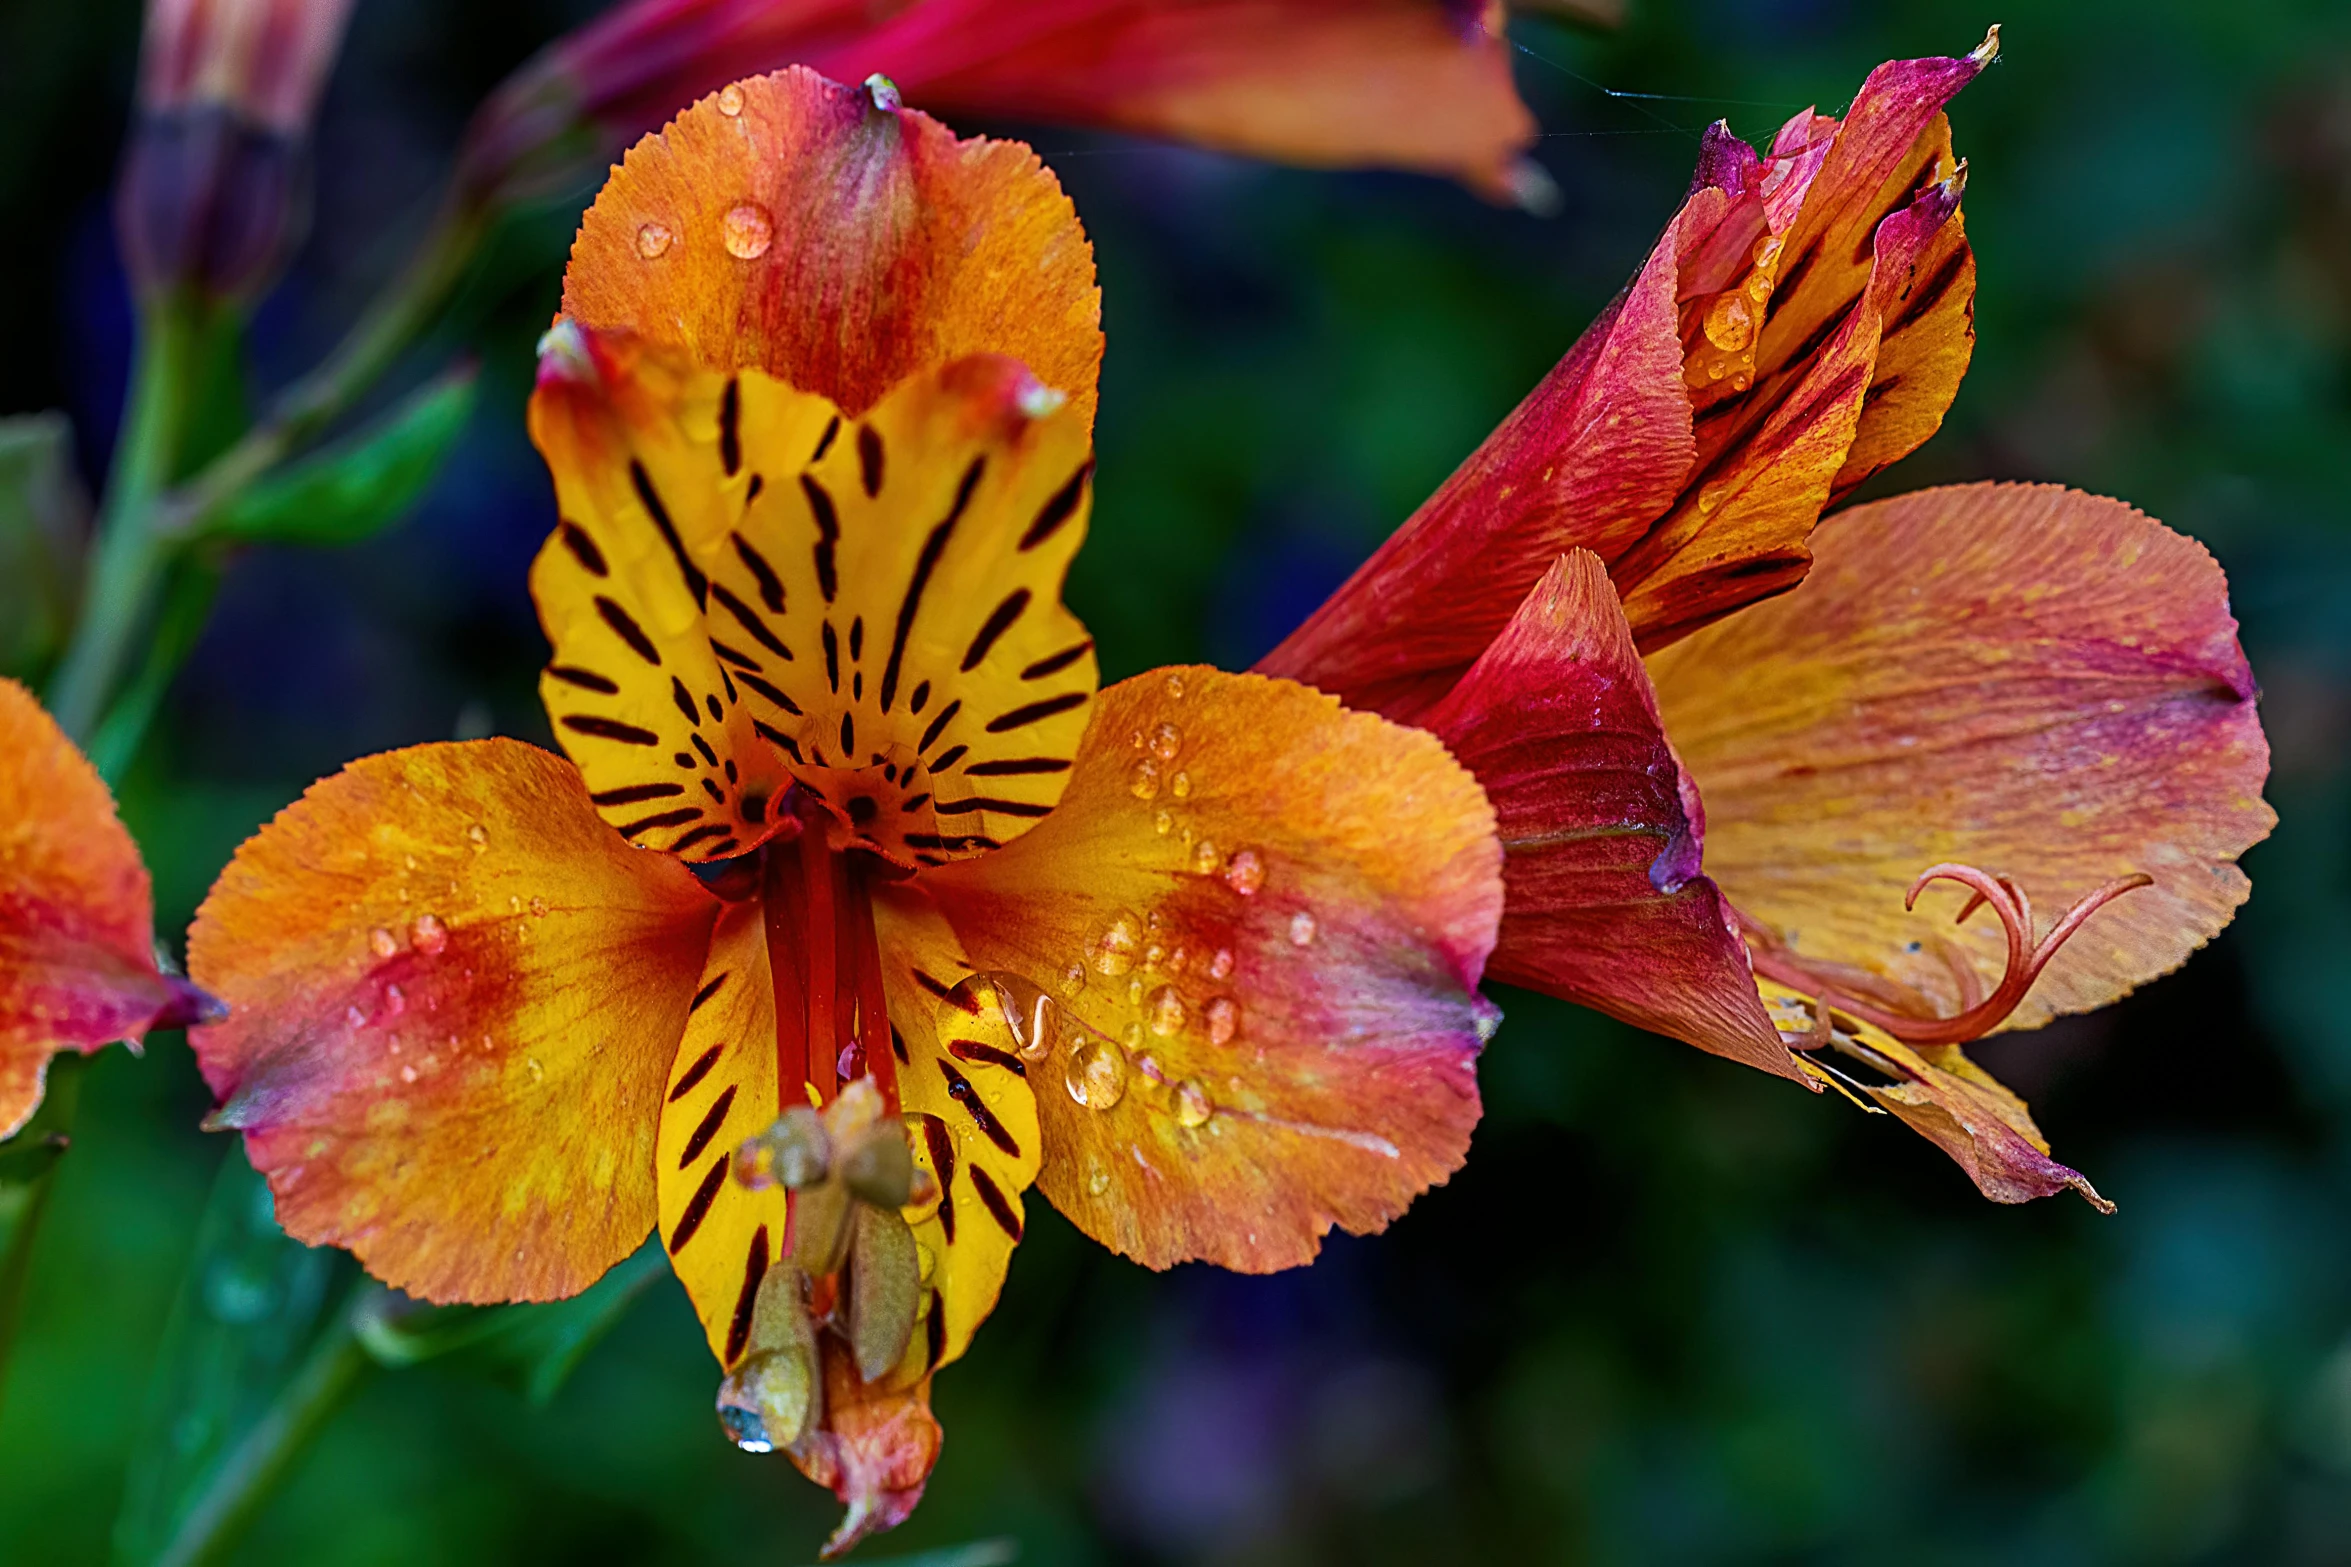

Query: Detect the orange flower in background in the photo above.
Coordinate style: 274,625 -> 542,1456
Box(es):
1264,32 -> 2274,1205
0,681 -> 222,1137
466,0 -> 1573,206
118,0 -> 358,300
189,70 -> 1503,1554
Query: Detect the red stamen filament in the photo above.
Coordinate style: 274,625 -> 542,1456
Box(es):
798,811 -> 839,1104
766,791 -> 900,1118
1750,862 -> 2154,1047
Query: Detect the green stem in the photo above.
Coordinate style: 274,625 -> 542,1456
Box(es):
0,1055 -> 85,1423
157,199 -> 491,546
45,299 -> 206,741
150,1284 -> 379,1567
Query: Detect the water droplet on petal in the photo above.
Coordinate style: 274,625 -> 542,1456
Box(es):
1288,911 -> 1318,947
1224,849 -> 1264,895
1149,722 -> 1182,762
1173,1079 -> 1213,1129
1058,962 -> 1085,999
722,203 -> 773,259
1702,292 -> 1755,353
717,82 -> 746,116
369,927 -> 398,959
467,823 -> 489,848
1146,985 -> 1185,1037
1204,996 -> 1239,1045
529,896 -> 549,918
345,1005 -> 366,1029
1191,839 -> 1221,876
410,914 -> 448,955
1087,1166 -> 1109,1195
1129,758 -> 1160,800
1154,810 -> 1173,836
1170,771 -> 1192,799
1093,915 -> 1141,977
636,222 -> 673,259
1163,673 -> 1186,700
1210,947 -> 1235,980
1064,1037 -> 1129,1109
401,1064 -> 418,1083
384,984 -> 406,1017
527,1057 -> 544,1083
1752,233 -> 1785,269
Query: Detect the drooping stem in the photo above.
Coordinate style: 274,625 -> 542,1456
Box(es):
150,1283 -> 377,1567
46,297 -> 207,741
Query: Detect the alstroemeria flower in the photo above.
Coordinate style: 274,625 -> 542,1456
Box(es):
0,680 -> 221,1137
118,0 -> 358,300
189,70 -> 1501,1554
464,0 -> 1562,207
1263,33 -> 2274,1205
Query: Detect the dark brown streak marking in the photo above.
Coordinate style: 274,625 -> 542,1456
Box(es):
961,588 -> 1030,673
857,424 -> 885,497
1889,248 -> 1970,334
1019,461 -> 1092,550
919,699 -> 961,752
921,1115 -> 957,1243
948,1039 -> 1027,1077
669,676 -> 700,726
969,1167 -> 1022,1241
803,476 -> 841,602
810,414 -> 841,464
592,782 -> 685,806
692,732 -> 719,766
598,597 -> 662,666
736,669 -> 803,716
672,824 -> 733,854
724,1227 -> 769,1364
630,460 -> 709,608
900,792 -> 931,813
619,807 -> 701,839
732,534 -> 787,614
987,692 -> 1087,733
669,1157 -> 728,1252
965,757 -> 1070,777
711,582 -> 796,664
880,458 -> 985,712
915,970 -> 980,1013
562,715 -> 660,746
548,664 -> 620,694
822,622 -> 840,693
936,796 -> 1052,818
849,617 -> 863,662
1020,641 -> 1091,681
679,1084 -> 739,1168
669,1040 -> 723,1101
938,1060 -> 1021,1157
890,1023 -> 909,1065
928,745 -> 968,772
910,680 -> 930,714
710,638 -> 763,673
559,522 -> 609,576
753,720 -> 803,761
925,1290 -> 946,1368
702,778 -> 726,803
718,377 -> 742,477
689,975 -> 728,1014
840,713 -> 856,756
705,693 -> 723,724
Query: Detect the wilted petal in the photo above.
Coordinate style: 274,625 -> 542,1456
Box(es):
190,740 -> 718,1303
1761,983 -> 2110,1211
1649,484 -> 2273,1033
1419,555 -> 1799,1081
793,1338 -> 943,1559
920,667 -> 1503,1272
560,66 -> 1103,426
0,680 -> 212,1138
1263,38 -> 1993,708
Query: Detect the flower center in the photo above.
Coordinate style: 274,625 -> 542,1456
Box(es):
759,789 -> 902,1116
1748,861 -> 2153,1048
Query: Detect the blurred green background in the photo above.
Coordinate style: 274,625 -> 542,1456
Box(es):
6,0 -> 2351,1562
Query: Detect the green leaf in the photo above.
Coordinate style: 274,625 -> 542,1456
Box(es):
0,411 -> 91,679
204,365 -> 478,547
354,1238 -> 668,1407
112,1144 -> 338,1566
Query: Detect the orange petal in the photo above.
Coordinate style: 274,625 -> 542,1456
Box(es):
1649,483 -> 2274,1034
1761,983 -> 2110,1212
189,740 -> 718,1303
917,667 -> 1503,1272
532,330 -> 1100,867
0,679 -> 211,1139
561,66 -> 1103,427
1419,556 -> 1800,1082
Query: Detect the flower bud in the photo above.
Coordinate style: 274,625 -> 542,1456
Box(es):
847,1203 -> 920,1384
116,0 -> 357,301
